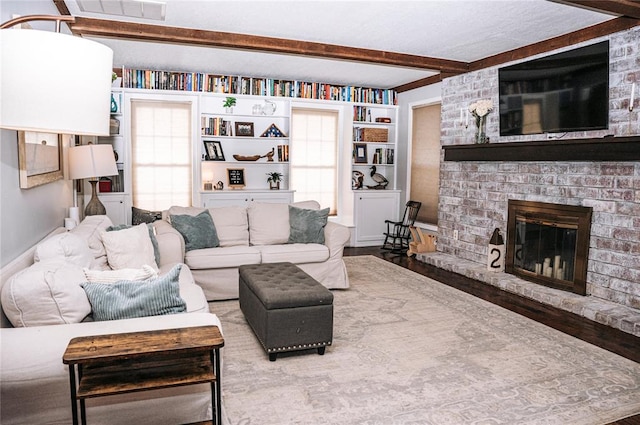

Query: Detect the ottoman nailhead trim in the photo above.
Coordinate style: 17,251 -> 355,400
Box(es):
267,341 -> 332,353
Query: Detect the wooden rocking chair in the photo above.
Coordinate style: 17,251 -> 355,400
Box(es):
381,201 -> 421,254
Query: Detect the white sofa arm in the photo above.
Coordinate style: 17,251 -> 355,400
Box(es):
153,220 -> 185,267
323,221 -> 351,259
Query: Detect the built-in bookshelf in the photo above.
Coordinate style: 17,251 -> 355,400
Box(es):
121,67 -> 397,105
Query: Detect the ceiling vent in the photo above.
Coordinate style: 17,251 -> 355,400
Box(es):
77,0 -> 166,21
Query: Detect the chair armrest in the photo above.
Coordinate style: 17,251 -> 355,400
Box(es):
323,221 -> 351,259
153,220 -> 185,268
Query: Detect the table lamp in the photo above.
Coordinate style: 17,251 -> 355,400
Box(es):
68,144 -> 118,216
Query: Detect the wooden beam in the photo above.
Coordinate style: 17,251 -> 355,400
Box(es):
469,16 -> 640,72
68,17 -> 469,74
394,72 -> 463,93
555,0 -> 640,19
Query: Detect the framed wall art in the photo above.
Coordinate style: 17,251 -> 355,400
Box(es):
227,168 -> 246,188
354,143 -> 368,164
18,131 -> 63,189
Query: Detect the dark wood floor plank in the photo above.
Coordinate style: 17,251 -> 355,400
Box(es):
343,247 -> 640,425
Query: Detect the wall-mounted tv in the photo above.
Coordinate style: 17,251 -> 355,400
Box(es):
498,41 -> 609,136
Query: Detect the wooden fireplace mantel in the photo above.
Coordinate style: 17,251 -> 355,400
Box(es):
443,136 -> 640,162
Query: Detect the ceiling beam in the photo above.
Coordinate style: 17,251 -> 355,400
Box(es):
67,17 -> 469,74
554,0 -> 640,19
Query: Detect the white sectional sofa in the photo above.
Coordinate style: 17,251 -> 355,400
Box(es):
0,216 -> 223,425
164,200 -> 351,300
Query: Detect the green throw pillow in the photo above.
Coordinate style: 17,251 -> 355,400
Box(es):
106,223 -> 160,266
81,264 -> 186,321
170,210 -> 220,251
288,205 -> 330,244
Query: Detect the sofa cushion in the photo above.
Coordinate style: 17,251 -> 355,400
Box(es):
185,245 -> 261,269
288,205 -> 330,244
1,261 -> 91,327
81,264 -> 186,321
258,244 -> 329,264
107,223 -> 161,266
209,205 -> 249,247
248,202 -> 290,245
101,223 -> 158,271
170,209 -> 220,251
33,232 -> 93,268
70,215 -> 113,270
83,265 -> 158,283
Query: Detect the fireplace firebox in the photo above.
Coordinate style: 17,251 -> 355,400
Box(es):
506,200 -> 592,295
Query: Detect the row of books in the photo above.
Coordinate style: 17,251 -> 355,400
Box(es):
277,145 -> 289,162
201,117 -> 232,136
372,148 -> 394,165
121,68 -> 397,105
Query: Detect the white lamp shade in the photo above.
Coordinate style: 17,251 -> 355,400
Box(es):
0,29 -> 113,136
68,144 -> 118,180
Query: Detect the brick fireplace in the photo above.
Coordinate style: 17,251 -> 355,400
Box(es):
416,26 -> 640,336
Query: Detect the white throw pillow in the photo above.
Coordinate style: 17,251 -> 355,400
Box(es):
33,232 -> 92,268
208,206 -> 249,247
83,265 -> 158,283
101,224 -> 158,271
248,203 -> 290,245
70,215 -> 114,269
1,261 -> 91,327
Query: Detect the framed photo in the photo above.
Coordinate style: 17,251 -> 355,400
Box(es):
204,140 -> 225,161
354,143 -> 368,164
18,131 -> 63,189
235,122 -> 254,137
227,168 -> 246,188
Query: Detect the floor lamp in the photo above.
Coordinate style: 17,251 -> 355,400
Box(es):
68,144 -> 118,217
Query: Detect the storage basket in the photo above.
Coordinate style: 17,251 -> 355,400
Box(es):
362,128 -> 388,142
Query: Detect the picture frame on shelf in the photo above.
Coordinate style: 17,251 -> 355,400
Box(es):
227,168 -> 246,188
235,122 -> 254,137
18,131 -> 64,189
354,143 -> 368,164
204,140 -> 225,161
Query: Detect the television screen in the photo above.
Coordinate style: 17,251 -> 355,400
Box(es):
498,41 -> 609,136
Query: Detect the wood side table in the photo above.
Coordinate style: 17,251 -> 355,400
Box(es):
63,325 -> 224,425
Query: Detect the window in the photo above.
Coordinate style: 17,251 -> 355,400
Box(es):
410,103 -> 441,224
131,101 -> 192,210
290,108 -> 338,214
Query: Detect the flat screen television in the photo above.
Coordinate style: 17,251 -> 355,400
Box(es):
498,41 -> 609,136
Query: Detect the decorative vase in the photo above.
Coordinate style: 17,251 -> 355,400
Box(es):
475,115 -> 488,144
269,181 -> 280,190
110,95 -> 118,113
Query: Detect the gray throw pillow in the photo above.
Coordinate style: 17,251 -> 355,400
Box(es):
81,264 -> 186,321
170,210 -> 220,251
132,206 -> 162,225
288,205 -> 330,244
106,223 -> 161,266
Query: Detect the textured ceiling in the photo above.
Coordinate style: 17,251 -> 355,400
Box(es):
5,1 -> 618,89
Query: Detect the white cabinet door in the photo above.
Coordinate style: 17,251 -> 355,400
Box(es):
201,190 -> 294,208
353,191 -> 400,246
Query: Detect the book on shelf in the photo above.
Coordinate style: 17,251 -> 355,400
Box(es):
121,67 -> 397,105
371,148 -> 394,165
277,144 -> 289,162
201,117 -> 232,136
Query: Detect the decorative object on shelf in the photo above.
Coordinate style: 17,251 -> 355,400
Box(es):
469,99 -> 493,144
352,171 -> 364,190
109,117 -> 120,135
232,148 -> 274,162
17,131 -> 64,189
261,123 -> 287,137
366,165 -> 388,190
204,181 -> 213,191
110,94 -> 118,113
354,143 -> 368,164
252,103 -> 262,115
216,181 -> 224,190
262,100 -> 276,115
203,140 -> 225,161
227,168 -> 245,188
235,122 -> 254,137
266,172 -> 283,190
375,117 -> 392,123
68,144 -> 118,216
223,96 -> 236,114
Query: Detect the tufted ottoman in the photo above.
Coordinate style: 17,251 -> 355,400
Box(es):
238,262 -> 334,361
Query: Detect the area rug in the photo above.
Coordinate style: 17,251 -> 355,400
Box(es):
212,256 -> 640,425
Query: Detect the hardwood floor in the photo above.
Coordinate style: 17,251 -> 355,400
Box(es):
344,247 -> 640,425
